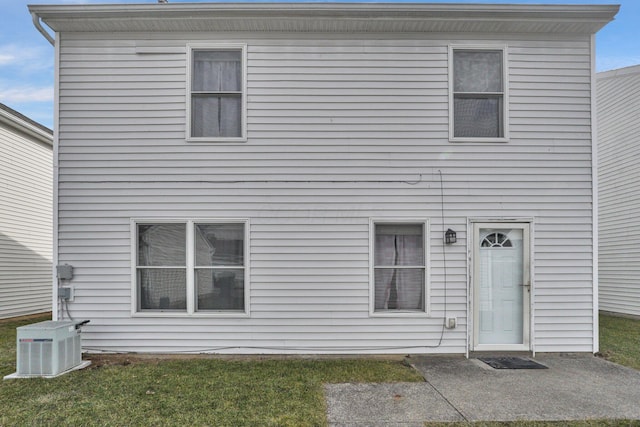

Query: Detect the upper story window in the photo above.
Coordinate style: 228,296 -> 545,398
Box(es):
450,47 -> 507,142
188,44 -> 246,142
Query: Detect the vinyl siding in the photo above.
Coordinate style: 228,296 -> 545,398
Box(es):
598,66 -> 640,317
57,32 -> 594,353
0,123 -> 53,319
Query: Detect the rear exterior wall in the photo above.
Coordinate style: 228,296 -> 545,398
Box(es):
56,31 -> 595,353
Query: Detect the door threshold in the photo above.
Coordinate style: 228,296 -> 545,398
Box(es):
469,350 -> 533,359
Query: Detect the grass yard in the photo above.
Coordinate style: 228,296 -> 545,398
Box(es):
599,313 -> 640,371
1,313 -> 639,426
0,314 -> 422,426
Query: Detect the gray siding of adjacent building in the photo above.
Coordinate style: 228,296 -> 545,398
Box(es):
0,109 -> 53,319
598,65 -> 640,318
57,32 -> 595,353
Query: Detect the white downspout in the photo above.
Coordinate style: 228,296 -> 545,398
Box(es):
591,33 -> 600,354
31,12 -> 55,46
31,11 -> 58,319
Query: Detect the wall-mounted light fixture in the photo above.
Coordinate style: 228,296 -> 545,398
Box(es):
445,228 -> 457,244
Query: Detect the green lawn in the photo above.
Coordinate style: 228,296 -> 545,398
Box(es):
0,314 -> 421,426
599,313 -> 640,370
1,313 -> 638,426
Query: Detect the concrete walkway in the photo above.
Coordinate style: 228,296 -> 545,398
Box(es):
325,354 -> 640,426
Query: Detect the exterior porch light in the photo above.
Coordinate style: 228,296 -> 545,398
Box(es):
445,228 -> 457,244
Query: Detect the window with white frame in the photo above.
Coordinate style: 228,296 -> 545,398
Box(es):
135,220 -> 247,314
188,45 -> 245,140
372,222 -> 428,313
450,48 -> 506,140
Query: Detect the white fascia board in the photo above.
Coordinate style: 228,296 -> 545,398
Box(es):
26,3 -> 621,16
597,64 -> 640,80
28,3 -> 620,35
0,107 -> 52,146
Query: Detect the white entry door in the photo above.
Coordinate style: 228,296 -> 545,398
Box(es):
472,223 -> 530,351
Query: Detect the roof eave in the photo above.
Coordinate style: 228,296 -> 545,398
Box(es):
28,3 -> 620,35
597,64 -> 640,80
0,104 -> 53,146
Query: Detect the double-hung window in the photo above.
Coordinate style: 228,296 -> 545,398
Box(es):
450,47 -> 507,141
188,44 -> 246,141
371,221 -> 429,315
134,220 -> 248,315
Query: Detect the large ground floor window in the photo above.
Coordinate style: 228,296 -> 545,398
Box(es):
133,219 -> 248,316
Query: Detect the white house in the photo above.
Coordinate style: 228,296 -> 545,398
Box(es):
0,103 -> 53,319
598,64 -> 640,318
29,3 -> 618,354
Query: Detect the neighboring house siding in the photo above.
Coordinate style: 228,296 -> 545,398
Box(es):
0,115 -> 53,319
598,65 -> 640,317
57,33 -> 594,353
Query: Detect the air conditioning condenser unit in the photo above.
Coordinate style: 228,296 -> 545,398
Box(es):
4,320 -> 91,379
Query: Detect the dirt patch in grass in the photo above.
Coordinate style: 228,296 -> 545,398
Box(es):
85,352 -> 406,368
85,354 -> 136,368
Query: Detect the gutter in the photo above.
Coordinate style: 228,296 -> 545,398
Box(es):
0,107 -> 52,146
25,3 -> 621,16
31,11 -> 55,46
28,3 -> 619,35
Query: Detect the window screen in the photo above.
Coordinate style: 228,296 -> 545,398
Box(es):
135,221 -> 246,314
137,223 -> 187,311
373,223 -> 426,312
452,49 -> 504,138
191,49 -> 243,138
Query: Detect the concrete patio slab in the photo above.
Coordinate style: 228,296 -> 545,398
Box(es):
325,354 -> 640,425
325,382 -> 464,427
411,354 -> 640,421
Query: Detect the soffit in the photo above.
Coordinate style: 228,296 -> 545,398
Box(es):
29,3 -> 620,35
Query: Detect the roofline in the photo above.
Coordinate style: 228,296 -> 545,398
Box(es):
597,63 -> 640,80
26,2 -> 620,15
0,103 -> 53,146
28,2 -> 619,35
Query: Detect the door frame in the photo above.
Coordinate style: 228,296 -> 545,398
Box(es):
470,220 -> 532,352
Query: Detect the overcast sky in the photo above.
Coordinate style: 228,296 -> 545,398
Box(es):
0,0 -> 637,129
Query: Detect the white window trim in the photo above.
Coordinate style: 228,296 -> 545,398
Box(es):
448,44 -> 509,143
130,218 -> 250,318
369,218 -> 430,317
186,43 -> 248,143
